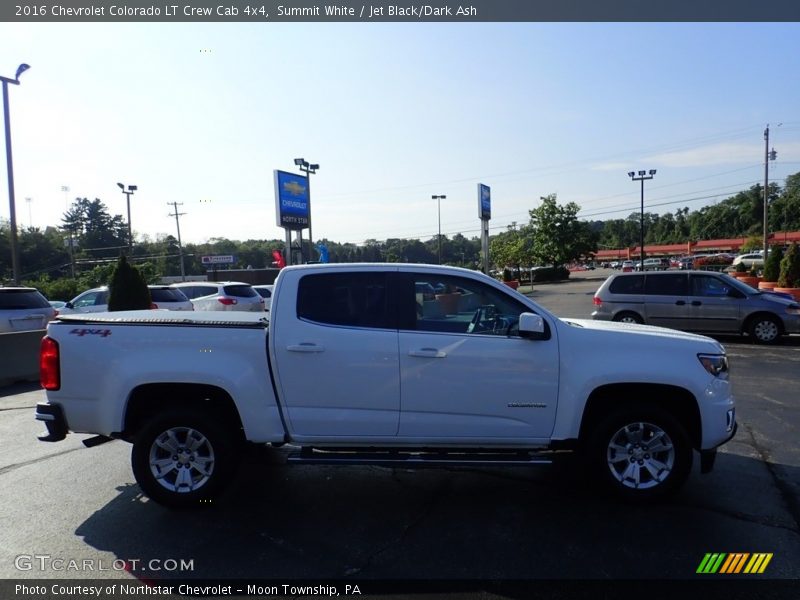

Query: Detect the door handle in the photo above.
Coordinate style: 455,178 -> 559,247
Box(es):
287,343 -> 325,353
675,301 -> 686,306
691,301 -> 702,306
408,348 -> 447,358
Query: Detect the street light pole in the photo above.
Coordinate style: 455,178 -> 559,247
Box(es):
432,195 -> 446,264
1,63 -> 30,285
117,182 -> 137,254
294,158 -> 319,262
627,170 -> 656,271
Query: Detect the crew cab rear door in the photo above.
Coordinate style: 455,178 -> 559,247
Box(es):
270,269 -> 401,437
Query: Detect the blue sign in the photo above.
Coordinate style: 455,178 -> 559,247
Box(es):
274,170 -> 310,230
478,183 -> 491,220
316,243 -> 330,263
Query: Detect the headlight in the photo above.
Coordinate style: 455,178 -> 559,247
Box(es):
698,353 -> 728,377
786,304 -> 800,315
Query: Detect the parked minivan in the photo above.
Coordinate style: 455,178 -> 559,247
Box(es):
592,270 -> 800,344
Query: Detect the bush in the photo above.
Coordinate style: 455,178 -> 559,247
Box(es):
763,246 -> 783,282
530,266 -> 571,282
734,261 -> 748,273
22,275 -> 80,302
107,256 -> 151,311
778,243 -> 800,288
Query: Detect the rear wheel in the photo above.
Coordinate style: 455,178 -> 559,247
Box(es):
131,410 -> 239,508
613,312 -> 644,325
748,315 -> 781,345
587,405 -> 692,501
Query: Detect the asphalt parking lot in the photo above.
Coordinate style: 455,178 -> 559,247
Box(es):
0,271 -> 798,598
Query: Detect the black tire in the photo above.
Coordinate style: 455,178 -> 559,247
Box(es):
613,311 -> 644,325
587,405 -> 692,502
131,410 -> 239,509
748,314 -> 781,345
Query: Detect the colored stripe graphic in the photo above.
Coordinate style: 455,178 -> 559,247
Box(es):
744,553 -> 773,574
720,553 -> 749,573
697,553 -> 773,574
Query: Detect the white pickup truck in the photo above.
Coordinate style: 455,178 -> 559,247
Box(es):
36,264 -> 737,507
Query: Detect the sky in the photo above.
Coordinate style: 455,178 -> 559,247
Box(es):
1,21 -> 800,246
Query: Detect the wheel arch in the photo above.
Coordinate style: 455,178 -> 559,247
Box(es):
122,383 -> 245,443
612,310 -> 644,324
742,311 -> 784,337
579,383 -> 701,450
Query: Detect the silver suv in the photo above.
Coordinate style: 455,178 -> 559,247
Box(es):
0,287 -> 57,333
592,271 -> 800,344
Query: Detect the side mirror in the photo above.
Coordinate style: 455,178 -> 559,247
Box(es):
64,302 -> 74,309
518,312 -> 549,340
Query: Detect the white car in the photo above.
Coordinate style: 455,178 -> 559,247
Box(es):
0,287 -> 57,333
253,284 -> 275,311
61,285 -> 193,314
732,253 -> 764,269
170,281 -> 265,312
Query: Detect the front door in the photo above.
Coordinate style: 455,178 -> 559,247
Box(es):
687,274 -> 742,333
396,271 -> 559,441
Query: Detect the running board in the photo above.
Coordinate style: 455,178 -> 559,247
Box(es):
287,448 -> 554,467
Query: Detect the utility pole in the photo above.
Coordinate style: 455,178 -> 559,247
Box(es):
61,185 -> 75,278
763,126 -> 778,257
168,202 -> 187,281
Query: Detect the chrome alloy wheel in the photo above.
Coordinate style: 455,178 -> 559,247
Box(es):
149,427 -> 215,493
606,422 -> 675,490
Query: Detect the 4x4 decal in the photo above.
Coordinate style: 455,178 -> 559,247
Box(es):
69,328 -> 112,337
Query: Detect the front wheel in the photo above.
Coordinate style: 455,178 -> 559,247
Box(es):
587,406 -> 692,501
131,410 -> 239,508
748,315 -> 781,345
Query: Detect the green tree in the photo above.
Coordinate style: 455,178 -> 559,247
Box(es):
778,243 -> 800,288
107,256 -> 151,311
763,245 -> 783,282
527,194 -> 597,269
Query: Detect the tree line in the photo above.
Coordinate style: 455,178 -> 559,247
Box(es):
2,171 -> 800,298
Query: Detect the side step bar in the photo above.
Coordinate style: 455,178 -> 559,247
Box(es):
287,448 -> 555,468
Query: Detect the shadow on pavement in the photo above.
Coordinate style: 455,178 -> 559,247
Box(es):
74,448 -> 800,584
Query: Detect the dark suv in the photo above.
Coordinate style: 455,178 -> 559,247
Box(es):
592,271 -> 800,344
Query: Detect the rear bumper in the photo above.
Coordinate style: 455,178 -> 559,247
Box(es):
35,402 -> 68,442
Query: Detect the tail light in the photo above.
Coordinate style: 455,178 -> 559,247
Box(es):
593,296 -> 602,306
218,297 -> 237,306
150,302 -> 158,309
40,337 -> 61,391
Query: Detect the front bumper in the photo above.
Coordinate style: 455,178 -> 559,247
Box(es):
35,403 -> 68,442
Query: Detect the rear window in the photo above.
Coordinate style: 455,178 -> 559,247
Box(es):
255,288 -> 272,299
644,273 -> 688,296
223,285 -> 257,298
0,289 -> 50,309
608,275 -> 644,294
183,285 -> 218,299
151,288 -> 189,302
297,272 -> 393,329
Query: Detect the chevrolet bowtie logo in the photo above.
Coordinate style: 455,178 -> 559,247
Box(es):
284,181 -> 306,196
